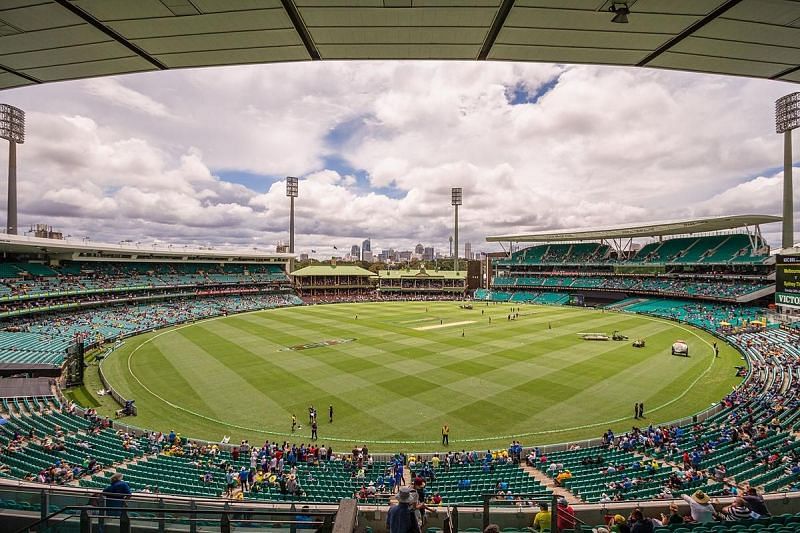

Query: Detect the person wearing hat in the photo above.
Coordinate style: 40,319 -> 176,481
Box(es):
102,472 -> 131,517
387,487 -> 421,533
556,497 -> 577,531
681,490 -> 718,523
608,514 -> 630,533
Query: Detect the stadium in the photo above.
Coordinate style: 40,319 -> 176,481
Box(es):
0,1 -> 800,532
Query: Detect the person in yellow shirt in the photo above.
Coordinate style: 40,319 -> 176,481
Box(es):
555,469 -> 572,486
441,424 -> 449,446
532,502 -> 551,531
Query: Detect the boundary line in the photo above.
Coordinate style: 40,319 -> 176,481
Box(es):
116,305 -> 727,445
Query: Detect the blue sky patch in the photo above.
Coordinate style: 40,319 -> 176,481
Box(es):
215,170 -> 283,193
322,155 -> 407,200
507,75 -> 560,106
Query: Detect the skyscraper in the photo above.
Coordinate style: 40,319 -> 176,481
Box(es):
361,238 -> 371,260
464,242 -> 472,260
414,243 -> 424,255
423,247 -> 435,261
351,244 -> 360,260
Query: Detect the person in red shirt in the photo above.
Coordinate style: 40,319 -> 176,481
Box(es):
556,498 -> 577,531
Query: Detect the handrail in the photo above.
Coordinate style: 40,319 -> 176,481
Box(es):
12,504 -> 338,533
480,492 -> 554,531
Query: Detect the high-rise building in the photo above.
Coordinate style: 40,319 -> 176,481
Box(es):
351,244 -> 360,260
362,250 -> 373,262
398,250 -> 412,261
361,239 -> 371,260
423,247 -> 435,261
414,243 -> 424,255
464,242 -> 472,260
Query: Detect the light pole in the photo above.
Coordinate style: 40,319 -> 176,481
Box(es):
451,187 -> 462,272
0,104 -> 25,235
776,92 -> 800,250
286,176 -> 299,271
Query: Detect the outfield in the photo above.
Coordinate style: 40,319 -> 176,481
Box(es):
97,301 -> 742,452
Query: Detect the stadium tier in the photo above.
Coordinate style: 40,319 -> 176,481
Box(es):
0,294 -> 302,365
490,276 -> 770,301
1,295 -> 798,505
495,234 -> 768,267
0,261 -> 289,301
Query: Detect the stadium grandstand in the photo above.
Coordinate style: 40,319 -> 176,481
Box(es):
482,215 -> 778,309
2,215 -> 800,532
377,268 -> 467,299
2,0 -> 800,530
290,264 -> 377,302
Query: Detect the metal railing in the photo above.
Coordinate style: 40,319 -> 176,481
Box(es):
12,500 -> 344,533
480,493 -> 593,533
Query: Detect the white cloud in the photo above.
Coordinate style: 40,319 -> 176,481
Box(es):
0,62 -> 795,256
84,78 -> 174,118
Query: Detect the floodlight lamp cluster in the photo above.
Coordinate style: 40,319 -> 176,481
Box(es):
286,176 -> 299,197
609,2 -> 630,24
0,104 -> 25,144
451,187 -> 462,206
776,92 -> 800,134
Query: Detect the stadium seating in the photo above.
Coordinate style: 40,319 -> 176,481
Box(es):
496,235 -> 767,266
0,293 -> 302,362
490,275 -> 768,301
620,299 -> 765,332
0,261 -> 290,302
0,331 -> 74,366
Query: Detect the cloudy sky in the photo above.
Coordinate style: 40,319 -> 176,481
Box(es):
0,61 -> 797,257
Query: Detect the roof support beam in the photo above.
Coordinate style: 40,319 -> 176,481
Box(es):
53,0 -> 168,70
280,0 -> 321,60
636,0 -> 744,67
478,0 -> 515,61
772,65 -> 800,81
0,65 -> 40,85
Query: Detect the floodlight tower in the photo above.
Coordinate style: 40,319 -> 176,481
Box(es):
451,187 -> 462,272
0,104 -> 25,235
776,93 -> 800,249
286,176 -> 298,270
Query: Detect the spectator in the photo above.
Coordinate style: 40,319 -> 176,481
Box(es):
102,472 -> 131,517
532,502 -> 550,531
681,490 -> 717,523
387,487 -> 420,533
629,510 -> 654,533
556,497 -> 576,531
743,487 -> 771,517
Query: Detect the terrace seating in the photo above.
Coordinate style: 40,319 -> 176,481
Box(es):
2,293 -> 301,349
0,331 -> 73,365
490,275 -> 769,301
621,299 -> 764,332
0,261 -> 290,303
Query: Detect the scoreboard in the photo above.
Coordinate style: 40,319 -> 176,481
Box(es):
776,254 -> 800,307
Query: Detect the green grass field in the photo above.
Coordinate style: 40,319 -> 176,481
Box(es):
97,301 -> 742,452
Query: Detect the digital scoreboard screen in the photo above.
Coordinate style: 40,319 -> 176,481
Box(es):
776,255 -> 800,307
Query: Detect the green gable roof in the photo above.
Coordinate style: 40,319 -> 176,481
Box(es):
378,269 -> 466,280
290,265 -> 376,277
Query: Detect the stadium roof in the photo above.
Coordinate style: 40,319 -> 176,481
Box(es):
378,268 -> 466,279
0,233 -> 293,261
290,264 -> 376,277
0,1 -> 799,90
485,214 -> 782,243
